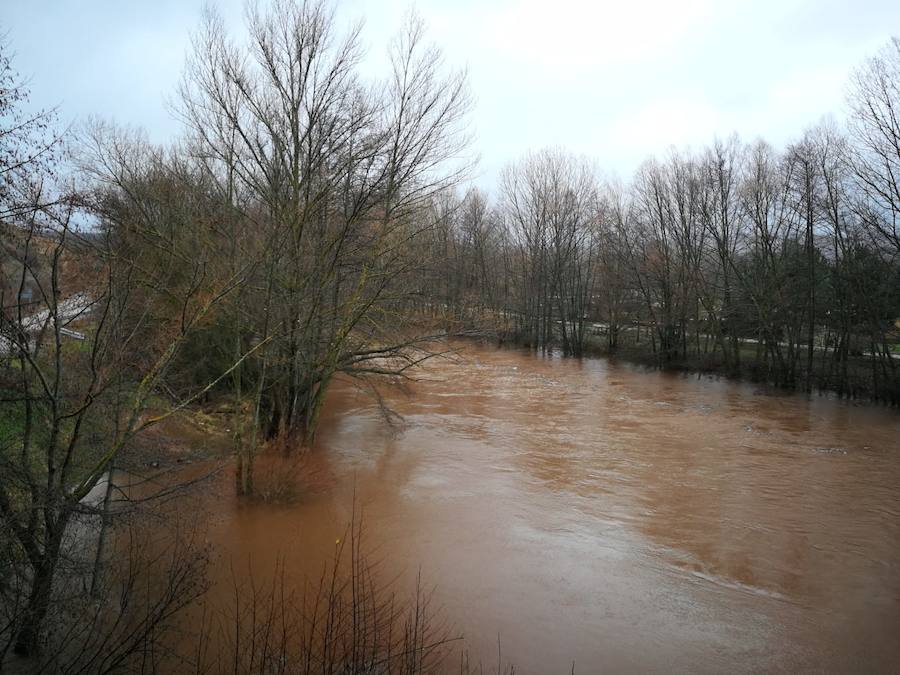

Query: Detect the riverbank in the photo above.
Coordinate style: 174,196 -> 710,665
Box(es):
493,325 -> 900,405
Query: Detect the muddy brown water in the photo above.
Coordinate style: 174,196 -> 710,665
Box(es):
172,342 -> 900,673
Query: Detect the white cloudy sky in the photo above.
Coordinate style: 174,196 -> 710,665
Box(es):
4,0 -> 899,190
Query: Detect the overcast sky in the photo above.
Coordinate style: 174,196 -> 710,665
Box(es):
4,0 -> 899,191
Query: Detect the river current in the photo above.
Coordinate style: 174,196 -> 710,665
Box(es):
177,342 -> 900,673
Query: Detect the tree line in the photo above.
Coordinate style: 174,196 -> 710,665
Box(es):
416,40 -> 900,403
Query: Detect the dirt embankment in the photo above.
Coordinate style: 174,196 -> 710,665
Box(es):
124,405 -> 236,471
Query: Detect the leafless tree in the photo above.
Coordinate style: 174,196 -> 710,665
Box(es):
500,149 -> 600,355
0,58 -> 259,654
175,0 -> 473,469
848,37 -> 900,255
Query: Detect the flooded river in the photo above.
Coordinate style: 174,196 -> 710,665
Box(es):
187,342 -> 900,673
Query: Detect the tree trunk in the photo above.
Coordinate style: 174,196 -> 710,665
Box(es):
14,533 -> 62,656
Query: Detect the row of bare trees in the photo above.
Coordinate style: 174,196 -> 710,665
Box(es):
417,39 -> 900,401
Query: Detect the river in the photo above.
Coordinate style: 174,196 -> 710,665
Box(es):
178,341 -> 900,673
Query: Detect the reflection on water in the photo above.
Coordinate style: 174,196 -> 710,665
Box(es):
186,342 -> 900,673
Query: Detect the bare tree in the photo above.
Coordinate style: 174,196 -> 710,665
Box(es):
175,0 -> 472,463
0,67 -> 258,653
848,37 -> 900,255
500,149 -> 600,355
